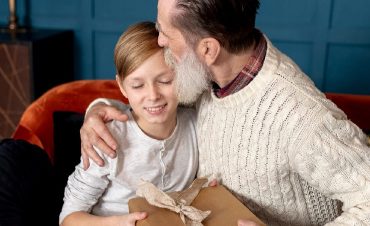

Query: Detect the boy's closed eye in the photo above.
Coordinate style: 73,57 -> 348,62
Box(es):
158,79 -> 173,84
131,84 -> 144,89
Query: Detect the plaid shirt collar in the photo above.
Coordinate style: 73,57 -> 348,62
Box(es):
213,34 -> 267,98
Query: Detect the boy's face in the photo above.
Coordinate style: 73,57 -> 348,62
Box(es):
119,50 -> 178,130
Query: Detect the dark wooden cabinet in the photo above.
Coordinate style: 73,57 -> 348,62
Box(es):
0,29 -> 74,138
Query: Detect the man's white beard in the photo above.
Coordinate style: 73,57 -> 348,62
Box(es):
164,48 -> 211,105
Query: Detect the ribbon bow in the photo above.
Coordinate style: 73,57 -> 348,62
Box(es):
136,178 -> 211,226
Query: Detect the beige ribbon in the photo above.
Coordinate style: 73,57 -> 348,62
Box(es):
136,178 -> 211,226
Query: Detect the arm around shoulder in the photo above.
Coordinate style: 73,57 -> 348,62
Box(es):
81,98 -> 130,168
86,98 -> 130,115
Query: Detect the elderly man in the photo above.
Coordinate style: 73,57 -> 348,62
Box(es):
80,0 -> 370,225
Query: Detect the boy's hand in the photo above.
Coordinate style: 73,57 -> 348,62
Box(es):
237,219 -> 259,226
115,212 -> 147,226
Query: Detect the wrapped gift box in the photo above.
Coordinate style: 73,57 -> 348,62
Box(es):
129,185 -> 265,226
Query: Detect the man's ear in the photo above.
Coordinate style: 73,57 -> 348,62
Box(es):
116,75 -> 128,98
197,37 -> 221,66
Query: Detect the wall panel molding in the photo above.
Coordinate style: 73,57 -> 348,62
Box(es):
1,0 -> 369,94
257,0 -> 370,94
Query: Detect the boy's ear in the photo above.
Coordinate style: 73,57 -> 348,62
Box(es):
196,37 -> 221,66
116,75 -> 128,98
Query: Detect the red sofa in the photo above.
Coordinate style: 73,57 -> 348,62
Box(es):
12,80 -> 128,162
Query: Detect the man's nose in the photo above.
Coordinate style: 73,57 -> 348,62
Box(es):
157,33 -> 167,47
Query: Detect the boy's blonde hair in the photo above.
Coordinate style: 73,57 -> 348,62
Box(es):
114,21 -> 160,80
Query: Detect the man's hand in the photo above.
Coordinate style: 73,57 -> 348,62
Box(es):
80,103 -> 128,169
237,219 -> 259,226
208,179 -> 218,187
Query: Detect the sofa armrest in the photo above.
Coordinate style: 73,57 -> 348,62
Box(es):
325,92 -> 370,134
12,80 -> 127,162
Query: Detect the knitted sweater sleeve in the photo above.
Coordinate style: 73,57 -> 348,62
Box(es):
292,111 -> 370,225
86,98 -> 130,114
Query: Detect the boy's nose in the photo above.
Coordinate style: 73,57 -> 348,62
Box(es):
148,85 -> 161,100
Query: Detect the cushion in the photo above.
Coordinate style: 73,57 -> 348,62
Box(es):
53,111 -> 84,213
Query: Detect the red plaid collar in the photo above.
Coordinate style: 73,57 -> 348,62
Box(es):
214,34 -> 267,98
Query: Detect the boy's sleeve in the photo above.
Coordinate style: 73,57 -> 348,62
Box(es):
58,147 -> 112,224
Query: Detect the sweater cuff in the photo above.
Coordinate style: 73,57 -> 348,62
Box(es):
85,98 -> 129,116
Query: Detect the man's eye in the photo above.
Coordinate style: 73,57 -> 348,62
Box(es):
155,23 -> 160,32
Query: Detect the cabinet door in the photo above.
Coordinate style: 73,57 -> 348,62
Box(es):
0,43 -> 31,138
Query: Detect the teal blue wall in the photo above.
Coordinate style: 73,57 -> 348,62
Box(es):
1,0 -> 370,94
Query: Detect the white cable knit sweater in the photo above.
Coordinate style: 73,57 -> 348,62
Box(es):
90,36 -> 370,225
196,37 -> 370,225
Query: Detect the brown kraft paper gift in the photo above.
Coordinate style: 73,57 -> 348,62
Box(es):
129,183 -> 265,226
